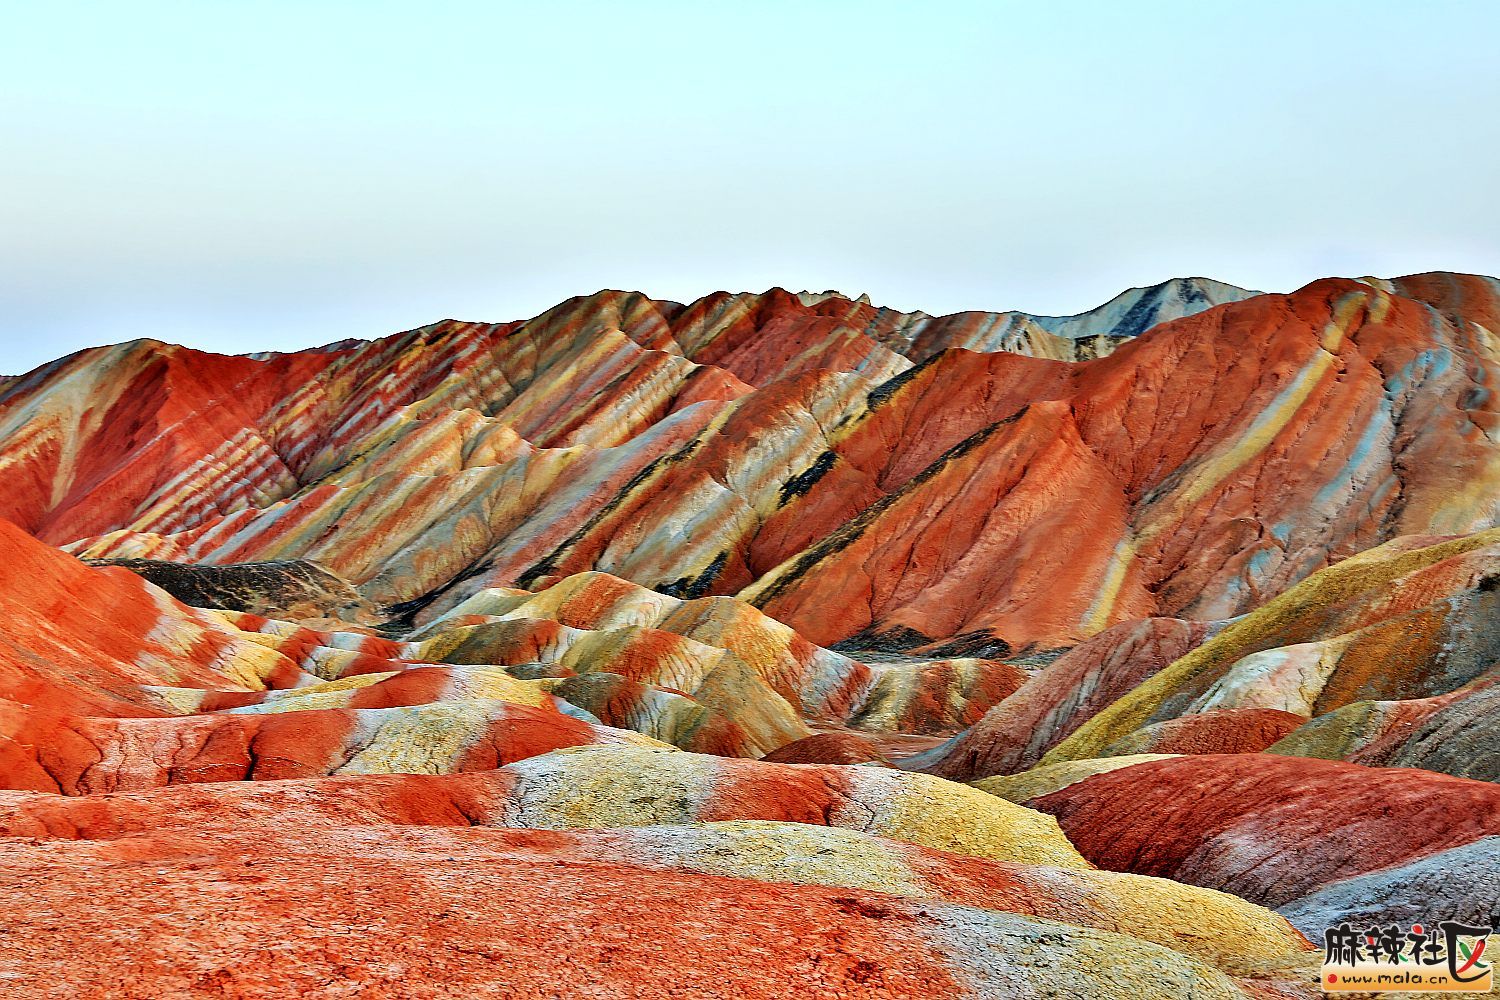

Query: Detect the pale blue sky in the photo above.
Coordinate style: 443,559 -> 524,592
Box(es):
3,1 -> 1498,374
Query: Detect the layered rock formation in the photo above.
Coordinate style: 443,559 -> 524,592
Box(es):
9,273 -> 1497,657
2,270 -> 1498,997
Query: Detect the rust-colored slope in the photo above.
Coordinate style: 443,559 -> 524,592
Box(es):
0,516 -> 302,717
1008,753 -> 1500,910
747,400 -> 1151,650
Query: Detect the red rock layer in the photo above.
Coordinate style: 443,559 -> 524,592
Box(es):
0,516 -> 303,718
760,732 -> 892,766
1022,754 -> 1500,908
1099,708 -> 1309,756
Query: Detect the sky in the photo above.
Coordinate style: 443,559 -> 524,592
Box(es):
2,1 -> 1498,374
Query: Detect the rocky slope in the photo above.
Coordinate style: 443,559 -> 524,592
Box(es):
1,272 -> 1497,997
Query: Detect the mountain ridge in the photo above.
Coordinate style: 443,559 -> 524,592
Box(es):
4,271 -> 1498,657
